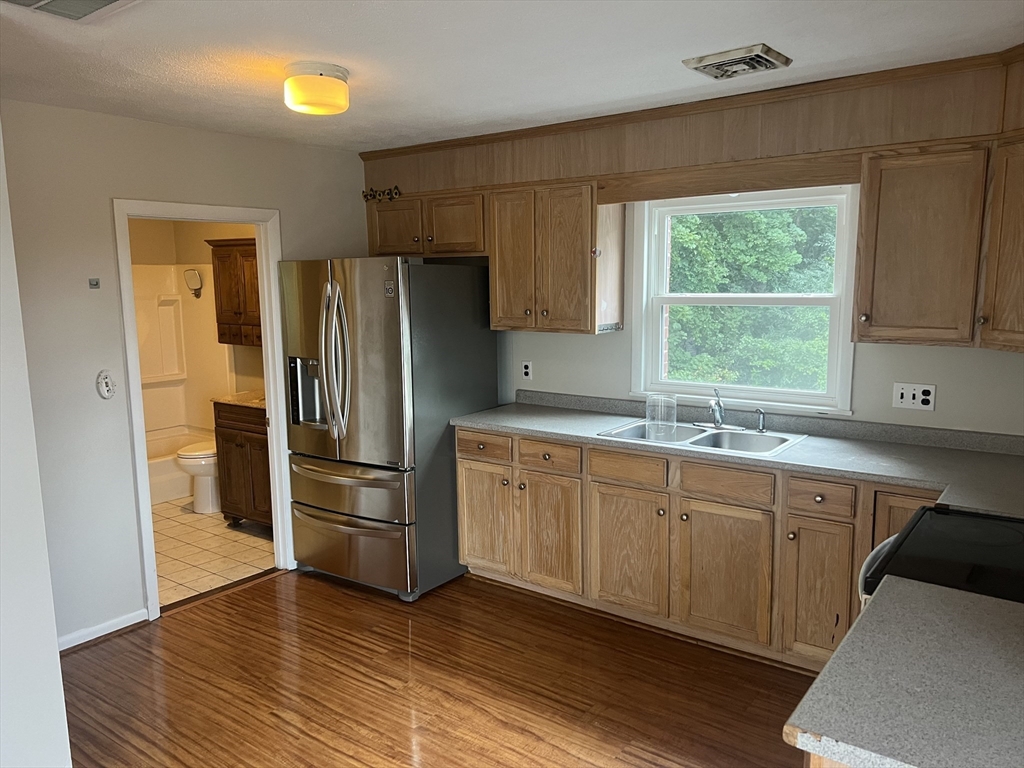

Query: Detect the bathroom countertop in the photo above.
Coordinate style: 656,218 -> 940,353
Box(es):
784,577 -> 1024,768
211,391 -> 266,410
450,404 -> 1024,518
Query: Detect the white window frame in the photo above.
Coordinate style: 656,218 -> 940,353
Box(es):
630,185 -> 859,415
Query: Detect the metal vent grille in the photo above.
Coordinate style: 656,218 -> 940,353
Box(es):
683,44 -> 793,80
0,0 -> 136,21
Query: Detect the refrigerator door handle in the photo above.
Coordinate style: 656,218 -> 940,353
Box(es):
293,508 -> 404,539
291,462 -> 403,490
317,281 -> 337,439
331,279 -> 352,440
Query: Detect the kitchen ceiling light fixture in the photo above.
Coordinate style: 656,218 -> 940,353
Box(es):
284,62 -> 350,115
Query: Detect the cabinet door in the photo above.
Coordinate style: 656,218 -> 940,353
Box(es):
490,189 -> 536,329
457,460 -> 515,574
873,492 -> 935,545
855,148 -> 987,344
519,470 -> 582,595
369,199 -> 424,255
536,185 -> 594,332
981,140 -> 1024,352
239,247 -> 261,326
216,429 -> 251,517
245,433 -> 273,526
212,250 -> 243,325
589,483 -> 669,617
425,194 -> 484,254
671,500 -> 773,646
781,515 -> 853,662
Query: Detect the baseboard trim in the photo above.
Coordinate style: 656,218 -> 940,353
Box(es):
57,608 -> 149,651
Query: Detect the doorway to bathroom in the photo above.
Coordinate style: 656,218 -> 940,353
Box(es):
113,200 -> 294,620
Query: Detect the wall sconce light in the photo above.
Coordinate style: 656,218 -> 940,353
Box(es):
183,269 -> 203,299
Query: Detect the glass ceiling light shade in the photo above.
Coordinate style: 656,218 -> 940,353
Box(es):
284,62 -> 350,115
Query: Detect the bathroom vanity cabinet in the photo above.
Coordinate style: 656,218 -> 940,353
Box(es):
214,402 -> 273,527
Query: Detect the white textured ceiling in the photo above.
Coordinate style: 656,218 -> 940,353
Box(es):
1,0 -> 1022,152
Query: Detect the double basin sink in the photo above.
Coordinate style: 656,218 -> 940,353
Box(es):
598,420 -> 806,456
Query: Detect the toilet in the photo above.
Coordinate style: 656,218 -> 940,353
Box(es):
175,441 -> 220,514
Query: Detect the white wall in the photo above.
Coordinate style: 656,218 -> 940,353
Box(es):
0,118 -> 72,768
509,217 -> 1024,435
0,98 -> 367,643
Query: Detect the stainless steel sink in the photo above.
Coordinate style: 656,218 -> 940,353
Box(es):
687,431 -> 798,454
600,421 -> 707,443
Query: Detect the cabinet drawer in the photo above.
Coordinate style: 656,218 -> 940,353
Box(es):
456,430 -> 512,462
214,403 -> 267,433
519,439 -> 581,474
787,477 -> 856,518
680,462 -> 775,509
588,449 -> 667,488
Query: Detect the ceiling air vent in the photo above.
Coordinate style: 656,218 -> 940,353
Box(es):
683,44 -> 792,80
0,0 -> 139,21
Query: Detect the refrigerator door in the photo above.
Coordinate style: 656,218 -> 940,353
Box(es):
280,260 -> 338,460
331,257 -> 413,468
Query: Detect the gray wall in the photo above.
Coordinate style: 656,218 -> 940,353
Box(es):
0,98 -> 367,644
0,116 -> 72,767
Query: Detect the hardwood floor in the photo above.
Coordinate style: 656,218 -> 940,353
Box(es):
61,572 -> 811,767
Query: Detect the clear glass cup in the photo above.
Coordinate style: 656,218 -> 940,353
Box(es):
645,393 -> 677,440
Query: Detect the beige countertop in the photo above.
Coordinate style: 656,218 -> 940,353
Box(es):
450,404 -> 1024,518
211,390 -> 266,410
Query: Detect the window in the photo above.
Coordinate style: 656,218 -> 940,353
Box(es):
632,186 -> 858,413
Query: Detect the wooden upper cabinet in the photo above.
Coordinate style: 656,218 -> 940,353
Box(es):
781,515 -> 853,663
212,249 -> 243,324
536,185 -> 594,332
518,470 -> 582,595
980,139 -> 1024,352
589,483 -> 669,617
854,147 -> 988,344
490,189 -> 537,328
209,238 -> 260,346
369,198 -> 424,255
425,194 -> 484,254
239,249 -> 261,326
671,500 -> 773,646
456,459 -> 515,575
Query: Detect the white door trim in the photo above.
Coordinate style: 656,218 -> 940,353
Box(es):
113,199 -> 295,622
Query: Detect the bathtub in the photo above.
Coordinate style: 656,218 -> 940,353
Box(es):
146,427 -> 214,505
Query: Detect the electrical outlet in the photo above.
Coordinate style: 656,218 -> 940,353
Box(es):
521,361 -> 533,380
893,382 -> 936,411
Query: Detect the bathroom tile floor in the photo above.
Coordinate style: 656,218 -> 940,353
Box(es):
153,497 -> 275,606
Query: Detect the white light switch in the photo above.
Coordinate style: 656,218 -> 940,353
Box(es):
893,382 -> 935,411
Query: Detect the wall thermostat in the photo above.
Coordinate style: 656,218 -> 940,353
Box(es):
96,370 -> 116,400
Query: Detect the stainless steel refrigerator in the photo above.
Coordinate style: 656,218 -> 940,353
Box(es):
280,256 -> 497,600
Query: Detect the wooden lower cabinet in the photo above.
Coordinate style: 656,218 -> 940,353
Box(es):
873,491 -> 937,544
215,429 -> 273,526
781,515 -> 854,663
671,499 -> 773,646
456,460 -> 515,575
519,470 -> 582,595
589,483 -> 669,617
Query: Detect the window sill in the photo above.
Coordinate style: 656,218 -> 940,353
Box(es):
629,391 -> 853,418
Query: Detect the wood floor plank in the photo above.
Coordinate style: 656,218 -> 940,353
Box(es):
61,572 -> 810,767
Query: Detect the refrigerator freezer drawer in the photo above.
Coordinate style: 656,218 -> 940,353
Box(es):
289,454 -> 415,524
293,503 -> 417,594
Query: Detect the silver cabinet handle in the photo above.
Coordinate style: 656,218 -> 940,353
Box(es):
543,453 -> 551,461
680,513 -> 689,521
977,316 -> 988,325
657,508 -> 666,517
477,443 -> 485,450
814,494 -> 824,503
859,314 -> 870,322
412,236 -> 420,243
292,463 -> 402,489
541,310 -> 548,317
294,508 -> 402,539
518,483 -> 526,490
787,532 -> 797,540
524,309 -> 531,316
427,235 -> 434,242
501,479 -> 509,486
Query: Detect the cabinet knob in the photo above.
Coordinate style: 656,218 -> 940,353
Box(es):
427,235 -> 434,242
477,443 -> 485,450
501,479 -> 509,486
518,483 -> 526,490
859,314 -> 870,323
787,532 -> 797,540
657,508 -> 666,517
680,513 -> 689,521
977,316 -> 988,325
814,494 -> 824,503
524,309 -> 531,316
541,310 -> 548,317
543,453 -> 551,461
591,248 -> 601,258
